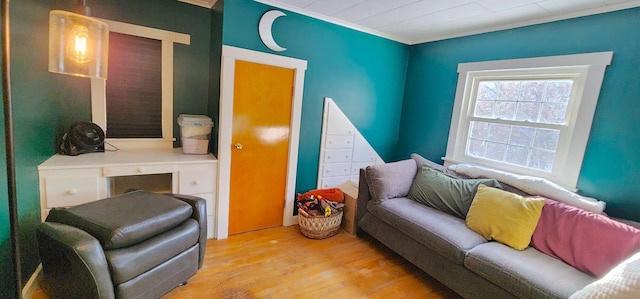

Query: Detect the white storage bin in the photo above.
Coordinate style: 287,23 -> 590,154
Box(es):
177,114 -> 214,154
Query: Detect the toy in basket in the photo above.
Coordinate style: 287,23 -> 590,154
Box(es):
297,188 -> 345,239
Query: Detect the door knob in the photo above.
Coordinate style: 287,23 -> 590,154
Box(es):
234,143 -> 243,150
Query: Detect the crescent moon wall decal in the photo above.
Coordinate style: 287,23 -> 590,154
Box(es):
259,10 -> 287,52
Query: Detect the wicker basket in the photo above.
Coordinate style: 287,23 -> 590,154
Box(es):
298,208 -> 343,239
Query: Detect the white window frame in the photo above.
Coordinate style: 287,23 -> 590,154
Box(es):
444,52 -> 612,190
90,19 -> 190,149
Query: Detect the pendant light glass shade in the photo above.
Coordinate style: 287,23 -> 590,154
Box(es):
49,10 -> 109,79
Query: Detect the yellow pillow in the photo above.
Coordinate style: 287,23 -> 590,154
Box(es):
466,184 -> 545,250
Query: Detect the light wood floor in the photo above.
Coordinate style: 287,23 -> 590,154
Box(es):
33,226 -> 462,299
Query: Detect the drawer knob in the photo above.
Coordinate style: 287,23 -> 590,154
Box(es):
193,180 -> 201,185
67,188 -> 77,195
137,167 -> 146,173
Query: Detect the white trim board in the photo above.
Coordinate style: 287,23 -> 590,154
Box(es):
217,45 -> 307,239
254,0 -> 410,44
178,0 -> 217,9
444,51 -> 613,190
22,264 -> 42,299
91,19 -> 190,149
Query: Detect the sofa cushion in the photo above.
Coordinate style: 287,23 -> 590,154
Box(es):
532,198 -> 640,277
105,219 -> 199,284
367,197 -> 487,264
570,251 -> 640,299
466,185 -> 545,250
365,159 -> 417,200
465,242 -> 596,299
46,191 -> 193,249
407,166 -> 502,219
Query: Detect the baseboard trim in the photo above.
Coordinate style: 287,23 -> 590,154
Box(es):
22,264 -> 42,298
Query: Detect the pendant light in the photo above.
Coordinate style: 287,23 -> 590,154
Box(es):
49,0 -> 109,79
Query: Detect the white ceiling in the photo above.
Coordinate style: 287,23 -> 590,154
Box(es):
254,0 -> 640,44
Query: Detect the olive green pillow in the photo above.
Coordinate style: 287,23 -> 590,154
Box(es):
407,166 -> 502,219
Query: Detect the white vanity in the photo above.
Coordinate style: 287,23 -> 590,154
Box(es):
37,148 -> 218,238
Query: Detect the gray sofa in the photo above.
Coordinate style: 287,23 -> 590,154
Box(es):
356,156 -> 597,299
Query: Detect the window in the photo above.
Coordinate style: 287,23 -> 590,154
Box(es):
90,19 -> 190,149
445,52 -> 613,190
106,33 -> 162,138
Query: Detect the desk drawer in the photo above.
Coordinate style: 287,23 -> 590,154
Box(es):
102,164 -> 176,177
179,167 -> 216,195
44,176 -> 102,208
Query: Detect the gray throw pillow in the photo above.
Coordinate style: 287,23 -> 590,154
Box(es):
365,159 -> 417,200
407,166 -> 502,219
410,153 -> 469,178
410,153 -> 448,173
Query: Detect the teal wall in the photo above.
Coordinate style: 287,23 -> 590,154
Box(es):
208,0 -> 224,156
396,7 -> 640,221
4,0 -> 213,289
3,0 -> 639,293
222,0 -> 409,194
1,81 -> 15,299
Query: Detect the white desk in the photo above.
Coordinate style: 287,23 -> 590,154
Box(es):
37,148 -> 218,238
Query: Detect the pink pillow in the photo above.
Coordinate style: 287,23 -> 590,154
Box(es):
531,198 -> 640,277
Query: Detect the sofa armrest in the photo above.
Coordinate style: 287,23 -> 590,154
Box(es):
168,193 -> 207,269
36,222 -> 115,299
356,168 -> 372,227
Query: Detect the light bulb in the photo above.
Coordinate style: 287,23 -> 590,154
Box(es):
68,25 -> 91,64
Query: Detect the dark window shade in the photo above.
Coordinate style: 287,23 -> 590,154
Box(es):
106,32 -> 162,138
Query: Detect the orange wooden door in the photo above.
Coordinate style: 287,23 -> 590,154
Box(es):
229,60 -> 295,235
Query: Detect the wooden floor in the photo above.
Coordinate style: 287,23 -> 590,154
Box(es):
33,226 -> 462,299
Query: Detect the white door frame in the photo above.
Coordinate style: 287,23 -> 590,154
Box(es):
216,45 -> 307,239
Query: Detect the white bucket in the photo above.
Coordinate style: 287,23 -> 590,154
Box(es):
177,114 -> 214,154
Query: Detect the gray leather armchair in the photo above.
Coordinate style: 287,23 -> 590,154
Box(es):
36,190 -> 207,299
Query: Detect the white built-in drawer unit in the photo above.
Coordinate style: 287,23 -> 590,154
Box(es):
38,148 -> 218,239
317,98 -> 384,189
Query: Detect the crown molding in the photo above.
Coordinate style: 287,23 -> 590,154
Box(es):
253,0 -> 411,44
256,0 -> 640,45
178,0 -> 217,9
410,1 -> 640,44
